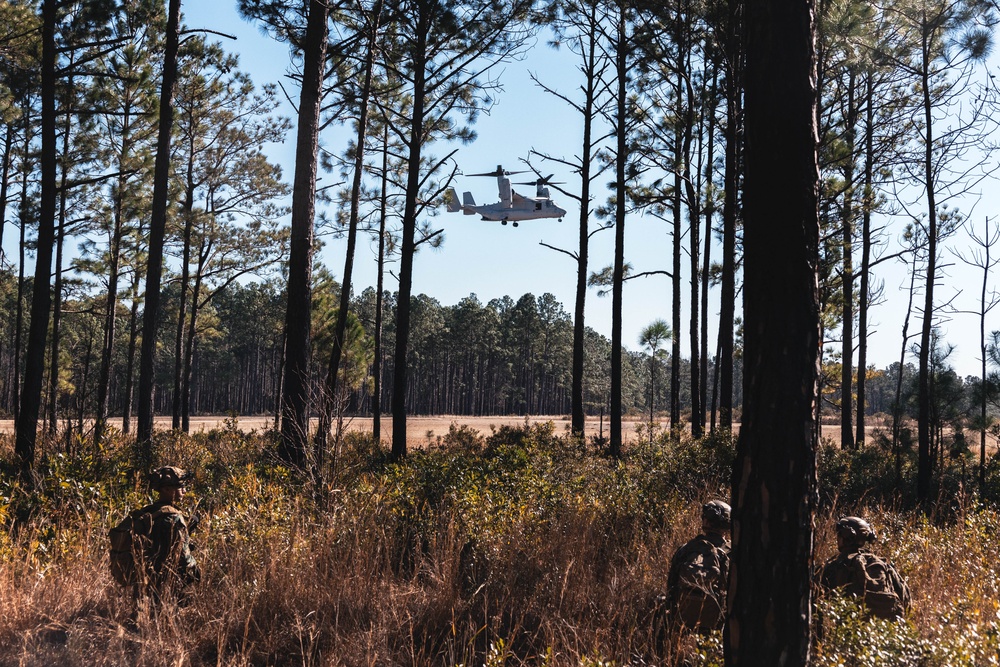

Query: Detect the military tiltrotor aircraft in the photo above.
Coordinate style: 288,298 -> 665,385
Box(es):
446,165 -> 567,226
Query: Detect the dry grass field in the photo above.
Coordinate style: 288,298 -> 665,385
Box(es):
1,420 -> 998,666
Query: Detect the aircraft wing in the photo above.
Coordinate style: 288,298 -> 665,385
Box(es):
510,189 -> 528,205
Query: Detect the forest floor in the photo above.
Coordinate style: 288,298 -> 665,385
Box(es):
1,414 -> 997,453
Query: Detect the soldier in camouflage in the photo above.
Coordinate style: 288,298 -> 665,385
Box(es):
666,500 -> 731,632
135,466 -> 200,602
820,516 -> 910,620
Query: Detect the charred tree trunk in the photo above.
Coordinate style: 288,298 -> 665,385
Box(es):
725,0 -> 819,663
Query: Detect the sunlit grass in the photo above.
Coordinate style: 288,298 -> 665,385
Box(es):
0,424 -> 997,665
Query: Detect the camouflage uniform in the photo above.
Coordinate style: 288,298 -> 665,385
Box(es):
134,467 -> 199,602
820,516 -> 910,620
666,500 -> 731,632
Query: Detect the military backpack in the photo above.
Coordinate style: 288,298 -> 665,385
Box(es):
855,552 -> 910,620
108,505 -> 178,586
674,537 -> 730,630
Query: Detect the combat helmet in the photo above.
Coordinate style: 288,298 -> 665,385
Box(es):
702,500 -> 731,532
835,516 -> 877,548
149,466 -> 193,490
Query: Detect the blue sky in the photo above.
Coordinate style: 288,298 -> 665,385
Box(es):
176,4 -> 1000,379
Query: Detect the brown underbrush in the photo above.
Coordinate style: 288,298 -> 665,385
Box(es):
0,422 -> 998,665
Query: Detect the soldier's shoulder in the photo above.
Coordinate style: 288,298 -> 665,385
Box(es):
151,503 -> 186,524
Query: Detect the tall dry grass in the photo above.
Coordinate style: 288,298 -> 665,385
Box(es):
0,423 -> 998,666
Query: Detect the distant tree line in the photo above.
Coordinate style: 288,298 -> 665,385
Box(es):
0,271 -> 741,424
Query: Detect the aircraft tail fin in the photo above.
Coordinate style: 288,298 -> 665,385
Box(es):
446,188 -> 461,213
462,191 -> 476,215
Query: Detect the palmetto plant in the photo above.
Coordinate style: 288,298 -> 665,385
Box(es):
639,319 -> 671,442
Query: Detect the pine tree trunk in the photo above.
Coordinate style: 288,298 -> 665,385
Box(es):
718,0 -> 741,431
725,0 -> 818,662
373,128 -> 388,444
172,143 -> 195,431
856,72 -> 874,448
137,0 -> 182,456
12,116 -> 33,423
671,132 -> 683,434
840,69 -> 858,450
0,125 -> 12,266
317,3 -> 381,452
391,26 -> 429,460
701,69 -> 716,435
121,267 -> 142,435
570,4 -> 600,440
15,0 -> 57,478
917,18 -> 936,504
279,0 -> 329,467
48,83 -> 74,435
610,4 -> 628,457
680,4 -> 702,439
181,246 -> 204,434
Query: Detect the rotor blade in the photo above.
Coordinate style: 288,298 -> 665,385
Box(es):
467,168 -> 528,177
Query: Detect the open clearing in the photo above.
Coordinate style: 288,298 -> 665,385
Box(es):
5,414 -> 994,453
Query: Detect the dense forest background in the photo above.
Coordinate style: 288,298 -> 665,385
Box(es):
1,0 -> 999,474
2,272 -> 971,426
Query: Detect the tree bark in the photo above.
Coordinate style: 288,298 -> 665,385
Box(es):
855,72 -> 874,448
373,125 -> 388,444
718,0 -> 742,431
701,68 -> 716,435
725,0 -> 819,663
610,2 -> 628,457
916,14 -> 936,504
680,2 -> 702,438
391,30 -> 428,460
121,263 -> 142,435
0,125 -> 12,266
137,0 -> 182,457
172,133 -> 196,431
840,68 -> 858,450
15,0 -> 57,479
570,3 -> 600,441
279,0 -> 329,468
